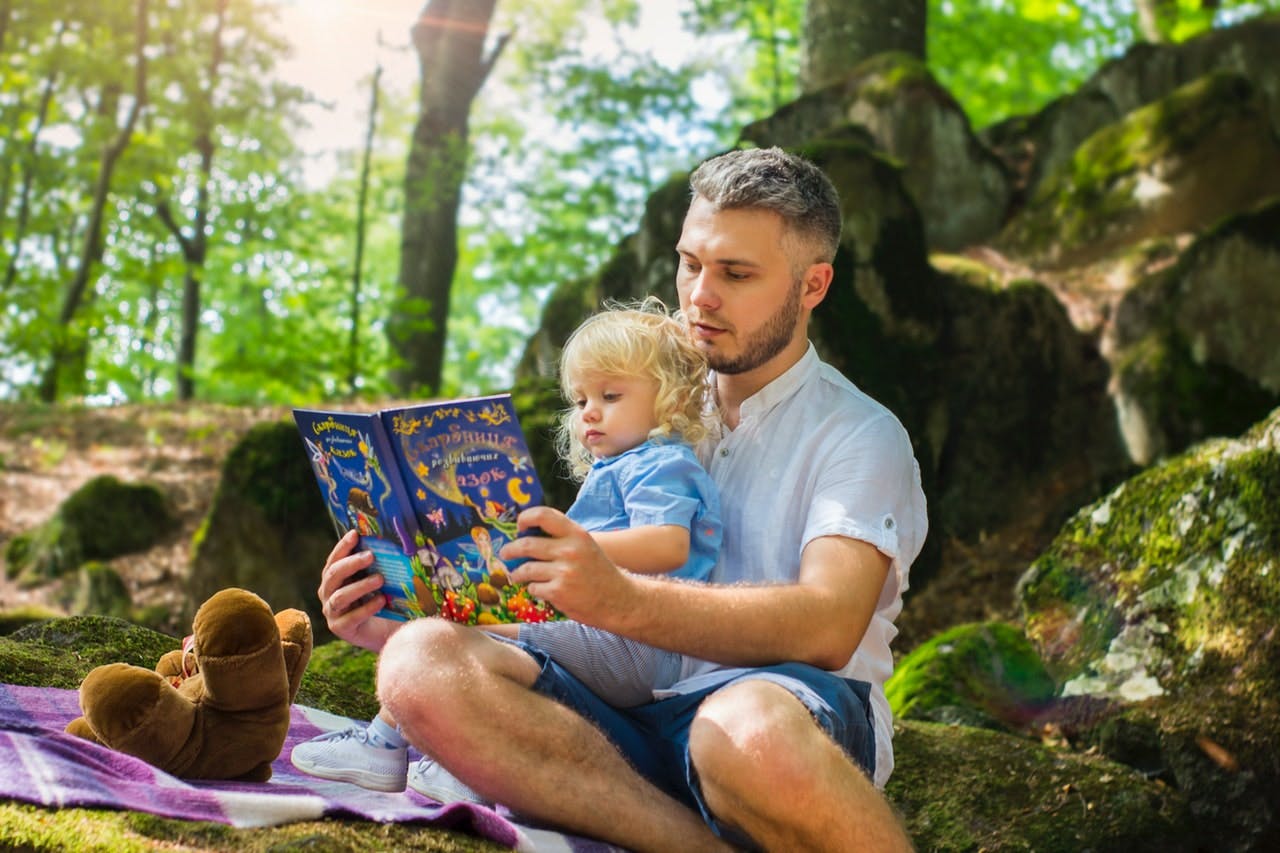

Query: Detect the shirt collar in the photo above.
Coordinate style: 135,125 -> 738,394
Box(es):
733,342 -> 819,424
590,438 -> 659,469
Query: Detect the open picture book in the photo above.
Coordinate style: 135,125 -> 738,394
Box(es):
292,393 -> 560,624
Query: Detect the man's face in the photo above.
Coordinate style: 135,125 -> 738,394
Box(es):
675,197 -> 809,377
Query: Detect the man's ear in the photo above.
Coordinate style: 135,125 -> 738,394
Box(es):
802,262 -> 834,309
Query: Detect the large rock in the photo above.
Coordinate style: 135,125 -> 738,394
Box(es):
742,53 -> 1011,251
999,71 -> 1280,269
3,474 -> 176,587
984,14 -> 1280,205
1107,199 -> 1280,464
1017,406 -> 1280,849
188,421 -> 336,641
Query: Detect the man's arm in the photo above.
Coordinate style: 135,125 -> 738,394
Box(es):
591,524 -> 690,576
506,508 -> 889,669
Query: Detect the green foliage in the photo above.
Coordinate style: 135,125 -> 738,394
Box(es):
3,0 -> 1277,402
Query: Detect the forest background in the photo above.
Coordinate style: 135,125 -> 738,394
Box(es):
4,0 -> 1275,407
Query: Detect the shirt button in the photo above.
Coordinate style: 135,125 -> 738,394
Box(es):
718,447 -> 729,457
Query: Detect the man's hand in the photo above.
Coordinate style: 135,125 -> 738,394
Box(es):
501,506 -> 638,625
318,530 -> 399,652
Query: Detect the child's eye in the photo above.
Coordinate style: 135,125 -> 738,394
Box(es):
574,398 -> 586,408
603,392 -> 621,402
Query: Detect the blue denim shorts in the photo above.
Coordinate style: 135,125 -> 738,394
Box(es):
506,639 -> 875,844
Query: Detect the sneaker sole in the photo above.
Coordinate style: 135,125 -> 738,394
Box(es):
291,754 -> 407,793
407,774 -> 487,805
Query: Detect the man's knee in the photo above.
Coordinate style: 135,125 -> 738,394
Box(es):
376,619 -> 469,715
689,680 -> 819,793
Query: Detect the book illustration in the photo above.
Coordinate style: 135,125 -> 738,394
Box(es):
293,395 -> 559,625
383,396 -> 556,624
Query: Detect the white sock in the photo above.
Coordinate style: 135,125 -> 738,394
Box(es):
367,715 -> 408,750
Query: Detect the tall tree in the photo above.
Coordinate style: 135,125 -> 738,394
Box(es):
388,0 -> 509,395
39,0 -> 148,401
154,0 -> 228,401
801,0 -> 925,92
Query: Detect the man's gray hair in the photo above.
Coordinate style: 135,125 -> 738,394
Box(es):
688,147 -> 842,264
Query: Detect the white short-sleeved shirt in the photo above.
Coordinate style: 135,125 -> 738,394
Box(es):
669,343 -> 928,788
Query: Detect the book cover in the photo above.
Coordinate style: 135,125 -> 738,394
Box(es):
292,394 -> 558,625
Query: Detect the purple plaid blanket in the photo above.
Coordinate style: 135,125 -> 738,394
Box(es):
0,683 -> 618,852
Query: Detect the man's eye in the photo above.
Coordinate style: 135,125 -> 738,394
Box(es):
726,270 -> 749,281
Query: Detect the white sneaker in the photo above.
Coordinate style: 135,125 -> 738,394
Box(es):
290,725 -> 408,792
407,755 -> 489,805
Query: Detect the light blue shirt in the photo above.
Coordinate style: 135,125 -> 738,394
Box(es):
566,439 -> 721,582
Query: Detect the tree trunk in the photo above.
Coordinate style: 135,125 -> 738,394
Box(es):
159,0 -> 226,402
1135,0 -> 1177,43
39,0 -> 147,402
800,0 -> 925,93
388,0 -> 508,395
350,63 -> 382,396
4,20 -> 65,291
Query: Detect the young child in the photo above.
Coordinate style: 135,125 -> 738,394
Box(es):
291,300 -> 722,799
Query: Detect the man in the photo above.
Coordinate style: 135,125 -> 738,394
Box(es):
319,147 -> 926,851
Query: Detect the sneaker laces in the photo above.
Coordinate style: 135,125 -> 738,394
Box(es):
313,725 -> 372,745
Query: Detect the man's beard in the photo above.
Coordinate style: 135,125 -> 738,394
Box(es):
705,277 -> 804,375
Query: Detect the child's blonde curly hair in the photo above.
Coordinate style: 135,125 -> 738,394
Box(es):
556,298 -> 715,481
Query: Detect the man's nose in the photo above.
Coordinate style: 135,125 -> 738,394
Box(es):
685,271 -> 719,310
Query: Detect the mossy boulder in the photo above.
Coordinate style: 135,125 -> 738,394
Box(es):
743,51 -> 1011,251
887,720 -> 1194,851
1107,199 -> 1280,464
1018,406 -> 1280,848
4,475 -> 176,586
983,15 -> 1280,206
1000,71 -> 1280,268
886,621 -> 1056,731
62,561 -> 133,620
188,420 -> 337,642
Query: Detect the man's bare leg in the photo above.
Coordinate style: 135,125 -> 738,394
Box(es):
690,680 -> 914,852
377,618 -> 730,853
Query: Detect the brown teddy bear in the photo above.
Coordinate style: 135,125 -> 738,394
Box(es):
65,587 -> 312,782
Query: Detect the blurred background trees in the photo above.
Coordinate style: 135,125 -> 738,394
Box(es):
1,0 -> 1275,404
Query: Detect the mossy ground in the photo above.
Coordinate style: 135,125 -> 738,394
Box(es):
888,721 -> 1193,852
0,802 -> 507,852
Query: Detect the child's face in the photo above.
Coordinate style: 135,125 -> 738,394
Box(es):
570,371 -> 661,460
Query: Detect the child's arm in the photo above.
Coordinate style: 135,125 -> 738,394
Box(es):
590,524 -> 690,575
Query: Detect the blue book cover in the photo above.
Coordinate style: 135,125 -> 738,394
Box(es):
381,394 -> 554,624
293,394 -> 557,624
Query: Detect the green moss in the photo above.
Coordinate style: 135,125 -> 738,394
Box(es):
297,641 -> 380,721
854,52 -> 933,107
0,604 -> 59,635
0,802 -> 507,852
1009,72 -> 1263,258
1022,423 -> 1280,688
7,475 -> 176,584
65,561 -> 134,620
886,622 -> 1056,728
887,721 -> 1192,851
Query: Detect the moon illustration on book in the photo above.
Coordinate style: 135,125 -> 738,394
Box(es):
508,475 -> 534,505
